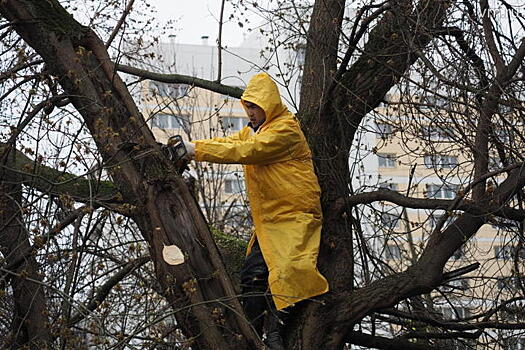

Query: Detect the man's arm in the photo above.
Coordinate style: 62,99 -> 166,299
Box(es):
194,121 -> 303,165
201,129 -> 243,144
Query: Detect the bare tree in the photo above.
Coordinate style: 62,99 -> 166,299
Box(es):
2,0 -> 525,349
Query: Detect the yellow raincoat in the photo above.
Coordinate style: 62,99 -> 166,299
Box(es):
194,72 -> 329,310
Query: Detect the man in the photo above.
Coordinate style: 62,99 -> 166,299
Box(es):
183,72 -> 328,349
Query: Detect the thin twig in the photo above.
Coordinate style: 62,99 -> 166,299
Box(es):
105,0 -> 135,49
217,0 -> 226,82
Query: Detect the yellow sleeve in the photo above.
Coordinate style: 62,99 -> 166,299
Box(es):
198,130 -> 242,144
194,120 -> 301,165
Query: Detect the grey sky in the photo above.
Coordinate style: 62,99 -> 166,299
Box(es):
148,0 -> 253,46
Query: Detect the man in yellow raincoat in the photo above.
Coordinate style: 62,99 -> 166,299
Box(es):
184,72 -> 328,347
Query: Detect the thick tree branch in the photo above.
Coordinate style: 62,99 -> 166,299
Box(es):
0,144 -> 120,204
435,26 -> 489,87
337,189 -> 525,221
480,0 -> 505,72
116,64 -> 244,98
293,1 -> 453,348
0,180 -> 52,348
348,331 -> 447,350
381,308 -> 525,332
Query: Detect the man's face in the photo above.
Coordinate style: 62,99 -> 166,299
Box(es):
244,101 -> 266,128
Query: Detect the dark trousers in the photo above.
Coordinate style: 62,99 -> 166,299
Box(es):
240,240 -> 285,337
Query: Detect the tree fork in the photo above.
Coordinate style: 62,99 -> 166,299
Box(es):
291,1 -> 451,349
0,1 -> 258,348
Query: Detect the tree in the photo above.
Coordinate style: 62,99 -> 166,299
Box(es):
1,0 -> 525,349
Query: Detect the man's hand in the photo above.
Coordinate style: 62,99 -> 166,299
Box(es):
183,141 -> 195,159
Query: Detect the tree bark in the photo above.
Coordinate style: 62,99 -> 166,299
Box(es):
0,167 -> 52,348
292,1 -> 451,349
0,1 -> 258,349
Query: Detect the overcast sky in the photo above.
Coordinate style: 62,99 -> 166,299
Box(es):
148,0 -> 254,46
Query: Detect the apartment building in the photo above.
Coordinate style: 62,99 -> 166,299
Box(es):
352,93 -> 524,349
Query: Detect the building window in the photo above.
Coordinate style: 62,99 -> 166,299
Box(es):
421,125 -> 454,140
490,217 -> 517,230
375,122 -> 393,138
497,276 -> 524,292
381,213 -> 400,229
495,245 -> 525,260
441,338 -> 476,350
489,157 -> 503,171
224,178 -> 245,194
221,116 -> 247,132
500,306 -> 525,322
379,182 -> 398,191
385,244 -> 401,260
150,82 -> 189,98
419,95 -> 450,110
443,278 -> 469,290
424,155 -> 458,169
440,306 -> 469,319
378,153 -> 396,168
151,113 -> 190,130
494,128 -> 511,143
295,44 -> 306,66
504,337 -> 525,350
498,104 -> 512,114
425,184 -> 458,199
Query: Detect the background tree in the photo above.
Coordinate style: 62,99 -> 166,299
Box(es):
1,0 -> 525,349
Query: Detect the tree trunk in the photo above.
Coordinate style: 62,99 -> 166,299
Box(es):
0,155 -> 52,349
0,1 -> 258,349
291,1 -> 451,349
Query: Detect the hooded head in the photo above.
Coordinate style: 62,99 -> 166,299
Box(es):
241,73 -> 288,128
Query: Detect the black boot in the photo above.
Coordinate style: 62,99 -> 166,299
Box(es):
240,241 -> 270,338
241,285 -> 266,337
264,312 -> 285,350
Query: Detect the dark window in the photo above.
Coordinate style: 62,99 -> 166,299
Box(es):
375,122 -> 393,138
421,126 -> 455,140
503,337 -> 525,350
379,182 -> 398,191
424,155 -> 457,169
221,117 -> 247,132
426,184 -> 459,199
385,244 -> 401,260
495,245 -> 525,260
151,113 -> 190,130
378,153 -> 396,168
150,82 -> 189,98
224,178 -> 245,194
381,213 -> 400,229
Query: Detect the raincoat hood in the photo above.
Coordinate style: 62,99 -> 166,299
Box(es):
241,72 -> 288,124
